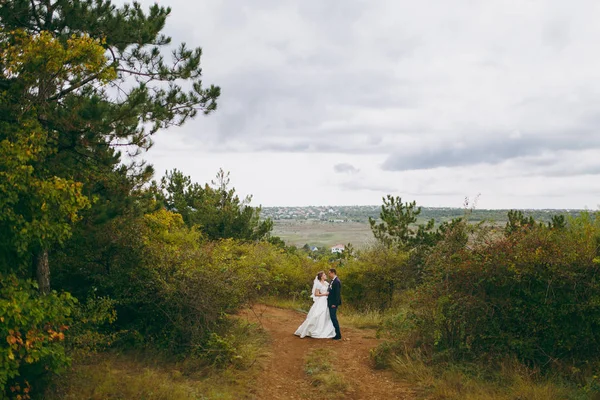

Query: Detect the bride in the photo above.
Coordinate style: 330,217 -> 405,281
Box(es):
294,271 -> 336,339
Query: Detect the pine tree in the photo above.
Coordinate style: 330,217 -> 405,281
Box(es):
0,1 -> 220,292
158,169 -> 274,241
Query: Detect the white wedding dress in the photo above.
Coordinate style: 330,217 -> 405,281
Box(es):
294,280 -> 336,339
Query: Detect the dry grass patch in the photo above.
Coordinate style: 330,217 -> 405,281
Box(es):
44,320 -> 268,400
338,307 -> 382,330
304,348 -> 350,395
388,352 -> 591,400
45,353 -> 260,399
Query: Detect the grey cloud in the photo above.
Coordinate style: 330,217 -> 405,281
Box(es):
137,0 -> 600,210
334,163 -> 360,174
210,67 -> 414,143
512,155 -> 600,178
154,0 -> 422,150
382,130 -> 600,171
521,185 -> 600,198
543,19 -> 571,51
254,141 -> 377,154
256,141 -> 313,152
539,165 -> 600,177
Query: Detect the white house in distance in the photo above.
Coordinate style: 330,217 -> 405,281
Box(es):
330,244 -> 345,254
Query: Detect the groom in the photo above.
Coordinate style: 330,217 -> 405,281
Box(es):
327,268 -> 342,340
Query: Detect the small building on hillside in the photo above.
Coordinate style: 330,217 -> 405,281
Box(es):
330,244 -> 345,254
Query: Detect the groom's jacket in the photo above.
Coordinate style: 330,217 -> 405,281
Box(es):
327,277 -> 342,307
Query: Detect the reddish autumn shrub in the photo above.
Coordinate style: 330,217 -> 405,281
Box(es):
0,275 -> 76,398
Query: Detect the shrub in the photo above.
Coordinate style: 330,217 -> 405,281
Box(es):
66,295 -> 117,355
0,275 -> 76,398
405,213 -> 600,367
341,245 -> 410,311
53,208 -> 315,357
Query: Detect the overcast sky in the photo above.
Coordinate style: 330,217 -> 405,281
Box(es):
132,0 -> 600,209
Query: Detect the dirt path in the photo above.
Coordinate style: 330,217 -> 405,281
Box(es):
240,305 -> 416,400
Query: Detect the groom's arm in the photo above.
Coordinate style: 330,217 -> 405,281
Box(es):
334,280 -> 341,305
331,280 -> 341,306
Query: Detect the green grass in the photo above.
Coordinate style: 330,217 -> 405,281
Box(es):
44,320 -> 268,400
304,348 -> 349,394
272,220 -> 375,249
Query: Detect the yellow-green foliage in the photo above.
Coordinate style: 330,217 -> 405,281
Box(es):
56,208 -> 316,356
338,308 -> 383,330
0,28 -> 115,268
2,29 -> 116,87
0,119 -> 91,261
260,296 -> 312,313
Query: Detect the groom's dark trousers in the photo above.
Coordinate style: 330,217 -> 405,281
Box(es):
329,306 -> 341,339
328,277 -> 342,339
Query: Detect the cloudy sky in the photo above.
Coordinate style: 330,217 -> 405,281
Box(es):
133,0 -> 600,209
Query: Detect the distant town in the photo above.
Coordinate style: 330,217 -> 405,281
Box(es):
261,205 -> 584,225
261,205 -> 379,222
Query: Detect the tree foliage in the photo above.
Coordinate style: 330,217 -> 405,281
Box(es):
157,168 -> 274,241
0,0 -> 220,289
0,1 -> 221,394
369,195 -> 444,250
0,29 -> 107,274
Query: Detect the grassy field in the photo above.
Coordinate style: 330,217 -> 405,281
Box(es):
273,217 -> 505,250
273,220 -> 374,249
270,207 -> 585,250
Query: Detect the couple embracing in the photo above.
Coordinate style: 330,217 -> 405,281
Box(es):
294,268 -> 342,340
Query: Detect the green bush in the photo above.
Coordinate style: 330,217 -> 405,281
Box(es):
0,275 -> 76,398
405,213 -> 600,367
66,295 -> 117,355
53,209 -> 314,357
342,245 -> 410,311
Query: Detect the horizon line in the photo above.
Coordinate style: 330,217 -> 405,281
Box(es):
259,205 -> 593,211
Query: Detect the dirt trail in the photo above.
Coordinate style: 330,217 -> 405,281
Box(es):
240,305 -> 416,400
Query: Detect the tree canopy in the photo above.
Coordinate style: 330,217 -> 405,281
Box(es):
157,168 -> 274,241
0,0 -> 220,291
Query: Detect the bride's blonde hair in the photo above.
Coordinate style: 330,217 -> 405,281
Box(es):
316,271 -> 325,281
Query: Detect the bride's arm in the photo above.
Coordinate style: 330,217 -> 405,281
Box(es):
313,288 -> 328,297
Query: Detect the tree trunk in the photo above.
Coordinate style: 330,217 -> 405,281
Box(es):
35,249 -> 51,294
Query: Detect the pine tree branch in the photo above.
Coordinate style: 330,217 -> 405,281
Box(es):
30,0 -> 43,27
47,73 -> 102,101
